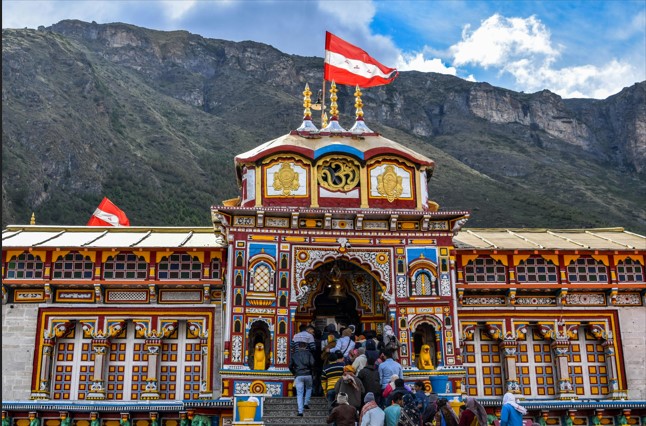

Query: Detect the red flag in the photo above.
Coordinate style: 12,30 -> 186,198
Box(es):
87,197 -> 130,227
324,31 -> 398,87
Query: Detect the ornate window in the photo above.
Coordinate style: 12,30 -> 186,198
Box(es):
569,330 -> 609,397
158,253 -> 202,280
52,252 -> 93,279
462,328 -> 504,397
5,253 -> 44,279
211,258 -> 221,279
249,262 -> 274,292
464,257 -> 507,283
567,257 -> 608,283
517,328 -> 556,397
103,253 -> 148,279
516,257 -> 558,283
617,258 -> 643,282
411,270 -> 437,296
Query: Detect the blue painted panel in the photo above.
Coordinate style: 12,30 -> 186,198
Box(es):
406,247 -> 438,263
249,243 -> 277,258
314,144 -> 364,160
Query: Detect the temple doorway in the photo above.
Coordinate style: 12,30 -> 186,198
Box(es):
295,258 -> 387,337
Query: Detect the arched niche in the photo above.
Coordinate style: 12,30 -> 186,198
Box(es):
247,320 -> 271,370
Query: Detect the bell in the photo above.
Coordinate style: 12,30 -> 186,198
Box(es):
329,283 -> 347,302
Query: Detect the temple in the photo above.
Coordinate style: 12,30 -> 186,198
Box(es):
2,83 -> 645,424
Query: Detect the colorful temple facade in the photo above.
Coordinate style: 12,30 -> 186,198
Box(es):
2,84 -> 645,425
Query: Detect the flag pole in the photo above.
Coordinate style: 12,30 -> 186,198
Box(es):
321,79 -> 327,127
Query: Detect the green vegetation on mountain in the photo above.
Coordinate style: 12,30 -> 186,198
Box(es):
3,20 -> 645,233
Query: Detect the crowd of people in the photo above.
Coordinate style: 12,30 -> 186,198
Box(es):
289,323 -> 529,426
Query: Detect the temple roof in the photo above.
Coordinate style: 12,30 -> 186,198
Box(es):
453,227 -> 645,250
235,132 -> 434,167
3,226 -> 643,251
1,226 -> 226,249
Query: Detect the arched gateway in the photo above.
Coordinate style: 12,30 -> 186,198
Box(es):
214,86 -> 469,397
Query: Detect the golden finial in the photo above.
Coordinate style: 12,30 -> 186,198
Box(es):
303,84 -> 312,118
30,212 -> 36,225
321,81 -> 346,133
322,111 -> 329,128
329,81 -> 339,118
354,85 -> 364,119
296,83 -> 318,132
349,84 -> 373,134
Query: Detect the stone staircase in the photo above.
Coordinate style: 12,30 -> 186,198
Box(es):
263,396 -> 330,425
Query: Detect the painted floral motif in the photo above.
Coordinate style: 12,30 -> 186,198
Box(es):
565,293 -> 605,305
462,296 -> 506,305
232,335 -> 243,363
277,337 -> 287,364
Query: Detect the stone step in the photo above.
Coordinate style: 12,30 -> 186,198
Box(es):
263,397 -> 330,425
263,415 -> 330,425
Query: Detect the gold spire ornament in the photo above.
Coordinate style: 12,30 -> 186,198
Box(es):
349,84 -> 373,134
321,81 -> 346,133
30,212 -> 36,225
296,83 -> 319,132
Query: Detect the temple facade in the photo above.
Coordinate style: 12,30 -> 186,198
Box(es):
2,84 -> 645,424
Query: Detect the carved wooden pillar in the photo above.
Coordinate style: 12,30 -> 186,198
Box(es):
538,322 -> 578,399
552,339 -> 576,399
86,321 -> 126,400
87,337 -> 109,400
499,339 -> 521,394
32,321 -> 75,400
589,324 -> 624,399
141,338 -> 161,400
33,336 -> 55,399
199,335 -> 213,399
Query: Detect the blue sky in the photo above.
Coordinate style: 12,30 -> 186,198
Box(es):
3,0 -> 645,99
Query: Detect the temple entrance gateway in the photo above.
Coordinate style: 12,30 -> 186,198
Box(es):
295,259 -> 388,335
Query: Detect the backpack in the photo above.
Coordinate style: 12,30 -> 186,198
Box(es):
386,335 -> 399,351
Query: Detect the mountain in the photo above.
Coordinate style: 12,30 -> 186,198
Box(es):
2,20 -> 645,233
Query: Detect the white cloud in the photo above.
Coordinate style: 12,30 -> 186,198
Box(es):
451,14 -> 558,68
161,0 -> 197,21
448,13 -> 642,98
507,59 -> 639,99
396,53 -> 457,75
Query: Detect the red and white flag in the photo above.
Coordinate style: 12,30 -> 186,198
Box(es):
87,197 -> 130,227
324,31 -> 398,87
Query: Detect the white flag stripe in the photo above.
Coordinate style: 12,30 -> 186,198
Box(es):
92,208 -> 123,227
325,51 -> 396,80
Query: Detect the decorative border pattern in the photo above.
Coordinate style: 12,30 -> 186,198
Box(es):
55,289 -> 95,303
105,289 -> 149,304
565,293 -> 605,306
14,289 -> 46,303
158,290 -> 203,304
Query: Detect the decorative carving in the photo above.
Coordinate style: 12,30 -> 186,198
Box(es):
232,335 -> 243,362
377,165 -> 403,202
272,162 -> 300,195
317,158 -> 360,192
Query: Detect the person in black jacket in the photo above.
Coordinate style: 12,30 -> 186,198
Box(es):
290,341 -> 316,416
358,356 -> 383,408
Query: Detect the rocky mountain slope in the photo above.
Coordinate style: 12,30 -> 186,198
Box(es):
2,20 -> 645,233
